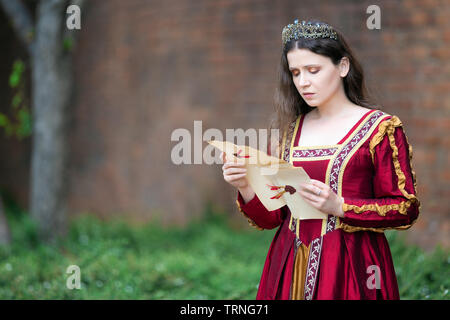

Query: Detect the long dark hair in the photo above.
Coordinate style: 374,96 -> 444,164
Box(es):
268,19 -> 379,157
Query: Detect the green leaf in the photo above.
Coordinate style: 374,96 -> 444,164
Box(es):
12,94 -> 22,108
9,73 -> 19,88
0,113 -> 9,127
13,60 -> 25,74
63,37 -> 74,52
9,60 -> 25,88
17,108 -> 32,138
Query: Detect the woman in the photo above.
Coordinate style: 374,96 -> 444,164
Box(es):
221,19 -> 420,300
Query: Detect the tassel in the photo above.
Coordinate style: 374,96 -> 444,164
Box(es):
266,184 -> 296,199
270,190 -> 286,199
266,184 -> 283,190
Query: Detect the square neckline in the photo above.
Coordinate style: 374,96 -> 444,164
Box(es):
294,109 -> 376,149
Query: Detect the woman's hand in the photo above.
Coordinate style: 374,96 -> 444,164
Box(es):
221,151 -> 255,204
297,179 -> 345,217
221,151 -> 249,189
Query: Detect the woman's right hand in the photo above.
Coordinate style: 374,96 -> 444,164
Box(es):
221,151 -> 256,204
221,151 -> 249,189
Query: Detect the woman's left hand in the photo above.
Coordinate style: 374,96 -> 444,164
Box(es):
298,179 -> 345,218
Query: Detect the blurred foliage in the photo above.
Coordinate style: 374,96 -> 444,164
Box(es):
0,200 -> 448,300
0,59 -> 32,139
63,36 -> 74,53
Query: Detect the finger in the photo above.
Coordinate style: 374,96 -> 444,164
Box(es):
310,179 -> 328,189
310,180 -> 331,197
223,152 -> 232,164
223,161 -> 246,169
224,168 -> 247,175
227,173 -> 247,181
298,189 -> 320,203
299,183 -> 321,196
231,157 -> 246,165
298,191 -> 321,209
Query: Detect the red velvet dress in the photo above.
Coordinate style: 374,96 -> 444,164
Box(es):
235,109 -> 420,300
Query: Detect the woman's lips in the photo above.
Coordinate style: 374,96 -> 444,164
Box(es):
303,93 -> 315,99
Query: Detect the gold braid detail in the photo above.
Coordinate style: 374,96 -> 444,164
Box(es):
235,199 -> 264,231
339,218 -> 417,233
369,115 -> 401,162
403,131 -> 421,212
369,116 -> 417,203
342,115 -> 420,218
342,200 -> 412,216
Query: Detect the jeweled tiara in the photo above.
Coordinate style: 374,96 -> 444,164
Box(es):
282,19 -> 338,45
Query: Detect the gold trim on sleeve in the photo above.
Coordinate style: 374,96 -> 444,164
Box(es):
343,115 -> 420,218
235,199 -> 264,231
339,217 -> 417,233
342,200 -> 412,216
385,118 -> 418,204
403,131 -> 421,212
369,115 -> 402,163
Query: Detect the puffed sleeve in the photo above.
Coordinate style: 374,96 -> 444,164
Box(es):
235,129 -> 287,230
339,116 -> 420,232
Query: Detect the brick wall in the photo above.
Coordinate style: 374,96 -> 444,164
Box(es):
0,0 -> 448,249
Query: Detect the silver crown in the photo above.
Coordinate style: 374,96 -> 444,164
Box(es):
282,19 -> 338,45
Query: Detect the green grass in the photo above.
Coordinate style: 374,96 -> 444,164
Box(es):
0,203 -> 448,299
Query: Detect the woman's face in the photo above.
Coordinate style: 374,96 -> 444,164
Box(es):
286,48 -> 348,107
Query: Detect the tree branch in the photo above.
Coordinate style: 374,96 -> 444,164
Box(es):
0,0 -> 35,56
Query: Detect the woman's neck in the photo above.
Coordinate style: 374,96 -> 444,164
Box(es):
311,89 -> 356,120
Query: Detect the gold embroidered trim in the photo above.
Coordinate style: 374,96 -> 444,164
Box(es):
280,129 -> 287,159
342,200 -> 412,216
288,116 -> 302,162
281,118 -> 298,162
369,115 -> 402,162
292,144 -> 340,150
339,217 -> 417,233
370,115 -> 418,204
344,115 -> 420,217
385,120 -> 418,204
235,199 -> 264,231
339,223 -> 385,233
403,131 -> 421,212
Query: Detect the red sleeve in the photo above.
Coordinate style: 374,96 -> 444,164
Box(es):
236,190 -> 286,230
340,116 -> 420,232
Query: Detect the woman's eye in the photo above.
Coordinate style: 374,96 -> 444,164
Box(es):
292,69 -> 318,76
